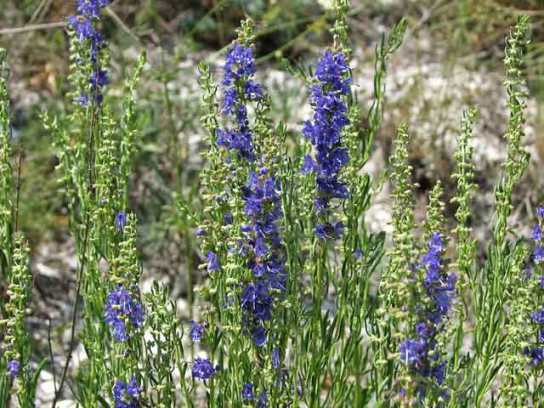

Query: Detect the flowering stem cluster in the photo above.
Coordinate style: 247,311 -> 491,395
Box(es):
193,20 -> 289,406
302,50 -> 351,238
3,1 -> 544,407
47,2 -> 148,406
216,37 -> 263,161
67,0 -> 112,105
240,169 -> 286,347
0,236 -> 37,406
0,50 -> 42,407
399,231 -> 456,402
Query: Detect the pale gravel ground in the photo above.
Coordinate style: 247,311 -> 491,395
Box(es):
23,24 -> 542,406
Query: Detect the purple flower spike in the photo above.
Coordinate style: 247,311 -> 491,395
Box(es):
67,0 -> 110,104
113,375 -> 141,408
104,286 -> 144,342
216,43 -> 263,161
7,360 -> 20,378
252,326 -> 267,347
207,251 -> 220,272
302,50 -> 352,233
242,383 -> 254,400
115,211 -> 127,232
190,320 -> 205,342
192,358 -> 216,380
399,232 -> 456,394
533,224 -> 542,242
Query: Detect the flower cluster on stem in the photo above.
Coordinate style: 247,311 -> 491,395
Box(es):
67,0 -> 111,104
192,358 -> 216,381
1,236 -> 31,382
113,376 -> 141,408
104,285 -> 144,342
216,43 -> 263,161
301,50 -> 351,238
240,168 -> 286,347
399,232 -> 456,398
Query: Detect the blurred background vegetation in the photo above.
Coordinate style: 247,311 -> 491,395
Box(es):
1,0 -> 544,272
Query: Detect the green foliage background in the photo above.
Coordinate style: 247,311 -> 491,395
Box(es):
1,0 -> 543,243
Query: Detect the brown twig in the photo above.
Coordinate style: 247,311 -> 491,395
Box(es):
0,22 -> 66,36
28,0 -> 54,26
104,6 -> 141,44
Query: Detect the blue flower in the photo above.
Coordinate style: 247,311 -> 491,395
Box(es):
535,245 -> 544,264
315,51 -> 351,93
126,377 -> 141,398
217,43 -> 263,160
67,16 -> 97,42
7,360 -> 20,378
354,248 -> 363,260
67,15 -> 105,59
241,282 -> 273,322
399,339 -> 425,366
77,0 -> 105,19
302,51 -> 351,236
90,69 -> 109,91
115,211 -> 127,232
67,0 -> 110,104
223,212 -> 234,225
533,224 -> 542,241
104,286 -> 144,342
76,0 -> 112,19
216,128 -> 255,161
223,44 -> 257,86
526,347 -> 544,365
254,236 -> 269,257
75,93 -> 90,106
532,308 -> 544,324
399,232 -> 456,392
239,170 -> 287,341
222,87 -> 238,115
241,282 -> 257,308
315,222 -> 344,240
301,154 -> 316,174
252,326 -> 267,347
242,383 -> 254,400
190,320 -> 205,342
207,251 -> 220,272
113,376 -> 141,408
192,358 -> 216,380
432,362 -> 446,384
244,80 -> 263,100
526,207 -> 544,365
